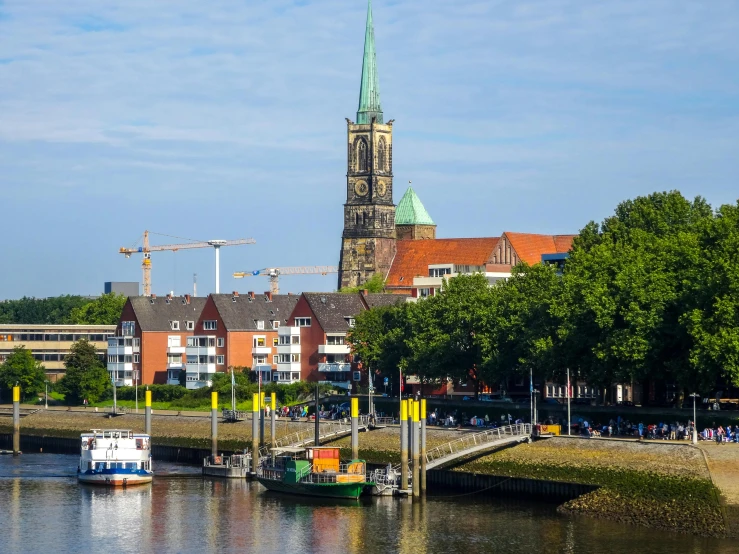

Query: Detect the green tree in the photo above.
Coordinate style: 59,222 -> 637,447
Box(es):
57,338 -> 111,404
0,295 -> 88,324
0,346 -> 47,401
339,272 -> 386,294
69,293 -> 127,325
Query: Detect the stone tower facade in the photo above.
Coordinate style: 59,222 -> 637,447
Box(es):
338,0 -> 396,290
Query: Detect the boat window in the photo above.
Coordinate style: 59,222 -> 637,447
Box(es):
96,462 -> 105,471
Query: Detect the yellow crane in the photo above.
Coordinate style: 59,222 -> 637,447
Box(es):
233,266 -> 338,294
120,231 -> 256,296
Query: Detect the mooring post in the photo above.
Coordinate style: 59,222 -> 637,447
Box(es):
145,389 -> 152,436
420,398 -> 427,494
13,385 -> 20,456
211,392 -> 218,459
260,391 -> 265,446
314,383 -> 320,447
270,392 -> 277,450
251,393 -> 259,474
351,397 -> 359,460
412,400 -> 420,498
408,398 -> 414,465
400,399 -> 408,491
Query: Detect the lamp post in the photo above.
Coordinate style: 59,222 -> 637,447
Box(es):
45,380 -> 49,410
690,392 -> 699,444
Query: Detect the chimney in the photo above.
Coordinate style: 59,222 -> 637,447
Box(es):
265,291 -> 273,302
248,291 -> 255,300
232,291 -> 239,297
184,294 -> 191,304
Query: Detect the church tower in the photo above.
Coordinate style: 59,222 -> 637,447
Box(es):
338,0 -> 396,290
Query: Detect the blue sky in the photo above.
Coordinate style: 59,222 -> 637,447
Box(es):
1,0 -> 737,299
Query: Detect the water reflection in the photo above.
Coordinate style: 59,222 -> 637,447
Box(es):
0,454 -> 735,554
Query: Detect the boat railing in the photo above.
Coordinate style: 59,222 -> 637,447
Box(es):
204,453 -> 251,468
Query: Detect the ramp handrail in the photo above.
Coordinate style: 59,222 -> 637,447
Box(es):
424,423 -> 531,466
256,416 -> 370,458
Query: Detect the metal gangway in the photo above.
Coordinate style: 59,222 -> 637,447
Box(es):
257,415 -> 371,458
425,423 -> 531,470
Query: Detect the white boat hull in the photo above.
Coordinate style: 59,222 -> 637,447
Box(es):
78,472 -> 153,486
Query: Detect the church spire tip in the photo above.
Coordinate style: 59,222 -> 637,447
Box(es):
357,0 -> 383,124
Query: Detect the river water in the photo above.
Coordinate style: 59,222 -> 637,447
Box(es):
0,454 -> 734,553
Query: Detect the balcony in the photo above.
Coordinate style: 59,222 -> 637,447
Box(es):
186,379 -> 212,390
167,378 -> 181,386
252,346 -> 271,355
167,345 -> 186,354
186,364 -> 216,375
318,363 -> 351,373
318,344 -> 350,355
277,362 -> 301,373
276,344 -> 301,355
167,362 -> 184,370
185,346 -> 215,356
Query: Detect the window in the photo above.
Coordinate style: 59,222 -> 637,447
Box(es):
326,335 -> 345,345
122,321 -> 136,336
186,321 -> 194,331
429,267 -> 452,278
256,320 -> 265,330
107,355 -> 116,363
133,353 -> 140,363
217,337 -> 224,347
273,355 -> 278,364
208,338 -> 216,347
292,335 -> 300,344
344,317 -> 355,327
124,355 -> 132,363
253,355 -> 267,365
419,288 -> 431,298
186,355 -> 197,364
272,320 -> 279,329
294,317 -> 311,327
377,136 -> 387,171
357,138 -> 367,172
279,354 -> 290,363
133,338 -> 140,347
216,355 -> 224,365
169,321 -> 180,331
204,320 -> 217,331
273,337 -> 279,347
254,337 -> 266,348
168,336 -> 181,348
291,353 -> 300,363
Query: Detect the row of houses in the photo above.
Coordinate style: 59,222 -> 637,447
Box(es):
107,290 -> 406,390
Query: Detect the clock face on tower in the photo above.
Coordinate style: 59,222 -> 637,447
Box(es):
354,180 -> 369,196
376,180 -> 387,198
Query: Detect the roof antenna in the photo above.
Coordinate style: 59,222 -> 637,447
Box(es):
193,273 -> 197,297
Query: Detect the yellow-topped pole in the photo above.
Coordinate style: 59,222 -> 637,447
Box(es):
145,389 -> 152,435
412,400 -> 420,497
259,391 -> 266,446
211,392 -> 218,458
270,392 -> 277,455
12,386 -> 20,456
251,393 -> 259,474
400,399 -> 409,491
351,397 -> 359,459
420,399 -> 427,494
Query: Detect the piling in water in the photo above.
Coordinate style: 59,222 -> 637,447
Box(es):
13,386 -> 20,456
420,399 -> 427,494
400,399 -> 408,490
251,393 -> 259,474
412,400 -> 420,498
270,392 -> 276,460
314,383 -> 320,447
145,390 -> 152,436
211,392 -> 218,457
260,392 -> 265,446
351,397 -> 359,460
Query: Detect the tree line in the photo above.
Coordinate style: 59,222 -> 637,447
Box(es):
348,191 -> 739,404
0,293 -> 126,325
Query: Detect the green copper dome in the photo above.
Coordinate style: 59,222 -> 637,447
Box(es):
357,0 -> 383,124
396,187 -> 435,226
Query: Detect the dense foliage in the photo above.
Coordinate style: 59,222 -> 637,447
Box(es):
0,293 -> 126,325
347,191 -> 739,399
56,339 -> 111,404
0,346 -> 47,401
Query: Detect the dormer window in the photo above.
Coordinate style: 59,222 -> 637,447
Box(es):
186,321 -> 194,331
345,317 -> 355,328
169,321 -> 180,331
256,320 -> 265,330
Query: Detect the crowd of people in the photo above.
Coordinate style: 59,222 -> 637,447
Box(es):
560,417 -> 739,443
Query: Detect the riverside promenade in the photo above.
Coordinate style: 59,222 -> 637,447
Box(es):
699,444 -> 739,537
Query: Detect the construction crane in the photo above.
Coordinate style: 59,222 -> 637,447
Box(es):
120,231 -> 256,296
233,266 -> 338,294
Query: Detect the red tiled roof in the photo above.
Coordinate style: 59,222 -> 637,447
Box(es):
503,232 -> 576,265
386,238 -> 499,288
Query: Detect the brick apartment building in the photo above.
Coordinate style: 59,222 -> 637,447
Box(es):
107,294 -> 207,387
276,292 -> 406,387
189,291 -> 299,387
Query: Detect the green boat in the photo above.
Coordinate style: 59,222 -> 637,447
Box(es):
256,446 -> 374,500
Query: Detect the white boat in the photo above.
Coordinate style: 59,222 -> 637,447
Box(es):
77,429 -> 153,486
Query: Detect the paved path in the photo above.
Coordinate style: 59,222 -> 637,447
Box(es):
698,443 -> 739,537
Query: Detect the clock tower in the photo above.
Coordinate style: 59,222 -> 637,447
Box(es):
338,0 -> 396,290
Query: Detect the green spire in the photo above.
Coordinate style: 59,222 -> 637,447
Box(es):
396,187 -> 435,225
357,0 -> 383,124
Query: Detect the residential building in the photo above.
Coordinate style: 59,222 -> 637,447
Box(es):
278,292 -> 406,387
0,324 -> 116,381
107,294 -> 207,387
191,291 -> 299,387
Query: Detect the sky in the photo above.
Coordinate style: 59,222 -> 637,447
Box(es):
1,0 -> 737,299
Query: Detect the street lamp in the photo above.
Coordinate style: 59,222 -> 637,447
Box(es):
690,392 -> 700,444
45,380 -> 49,409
